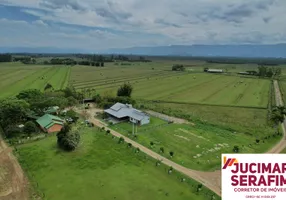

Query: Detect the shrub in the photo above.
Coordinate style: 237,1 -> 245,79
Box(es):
5,125 -> 22,138
44,83 -> 53,91
23,121 -> 38,135
233,145 -> 239,153
117,83 -> 133,97
135,147 -> 140,153
57,124 -> 80,151
118,137 -> 125,144
172,64 -> 185,71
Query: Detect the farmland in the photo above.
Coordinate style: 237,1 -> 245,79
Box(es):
70,63 -> 270,108
111,117 -> 280,171
0,62 -> 271,108
16,127 -> 219,200
0,63 -> 70,98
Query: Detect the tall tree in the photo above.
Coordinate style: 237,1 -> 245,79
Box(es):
57,124 -> 80,151
271,106 -> 286,133
0,99 -> 30,129
117,83 -> 133,97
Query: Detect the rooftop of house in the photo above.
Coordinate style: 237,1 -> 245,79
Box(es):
36,114 -> 64,129
104,103 -> 149,121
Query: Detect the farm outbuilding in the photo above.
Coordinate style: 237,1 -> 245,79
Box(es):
104,103 -> 150,125
207,69 -> 223,73
36,114 -> 64,133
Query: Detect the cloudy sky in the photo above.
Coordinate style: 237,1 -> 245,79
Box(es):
1,0 -> 285,51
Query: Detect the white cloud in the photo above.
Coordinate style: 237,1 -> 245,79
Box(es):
0,18 -> 172,49
1,0 -> 286,47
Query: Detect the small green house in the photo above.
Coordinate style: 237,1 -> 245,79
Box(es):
36,114 -> 64,133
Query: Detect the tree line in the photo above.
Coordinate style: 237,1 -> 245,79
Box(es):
172,64 -> 185,71
0,86 -> 82,139
205,57 -> 286,65
257,65 -> 281,78
0,54 -> 12,62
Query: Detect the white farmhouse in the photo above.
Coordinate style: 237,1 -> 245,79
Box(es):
104,103 -> 150,125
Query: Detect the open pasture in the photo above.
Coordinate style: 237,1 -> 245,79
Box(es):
70,64 -> 270,108
17,127 -> 219,200
0,63 -> 70,98
112,120 -> 279,171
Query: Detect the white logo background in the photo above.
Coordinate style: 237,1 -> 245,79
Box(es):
222,154 -> 286,200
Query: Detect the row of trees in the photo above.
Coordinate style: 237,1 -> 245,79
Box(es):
258,65 -> 281,78
14,57 -> 36,64
45,58 -> 104,67
0,54 -> 12,62
172,64 -> 185,71
0,87 -> 82,139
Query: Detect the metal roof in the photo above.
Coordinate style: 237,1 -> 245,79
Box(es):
36,114 -> 64,129
104,103 -> 149,121
207,69 -> 223,72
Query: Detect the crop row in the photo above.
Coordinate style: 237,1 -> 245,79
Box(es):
73,72 -> 187,89
71,71 -> 173,87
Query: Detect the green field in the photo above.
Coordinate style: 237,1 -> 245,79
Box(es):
17,126 -> 219,200
0,62 -> 271,108
111,116 -> 280,171
70,63 -> 270,108
140,102 -> 269,131
0,63 -> 70,98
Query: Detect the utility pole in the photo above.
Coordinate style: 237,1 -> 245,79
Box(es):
132,118 -> 134,135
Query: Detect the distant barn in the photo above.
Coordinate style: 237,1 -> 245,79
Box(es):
207,69 -> 223,73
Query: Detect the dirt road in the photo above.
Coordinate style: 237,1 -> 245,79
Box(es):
0,135 -> 28,200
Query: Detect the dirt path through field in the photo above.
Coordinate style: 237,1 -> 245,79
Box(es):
0,135 -> 28,200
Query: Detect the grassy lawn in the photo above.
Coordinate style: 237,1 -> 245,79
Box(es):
111,120 -> 280,171
17,126 -> 219,200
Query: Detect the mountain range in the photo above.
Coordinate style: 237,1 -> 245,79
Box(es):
104,44 -> 286,58
1,44 -> 286,58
